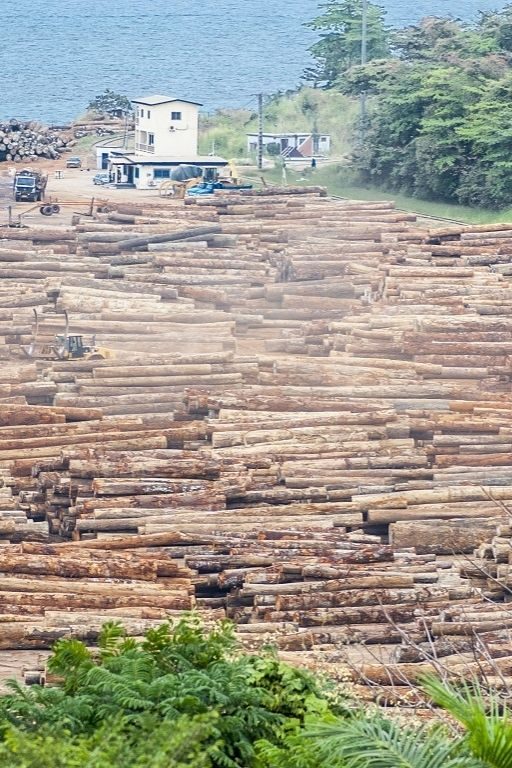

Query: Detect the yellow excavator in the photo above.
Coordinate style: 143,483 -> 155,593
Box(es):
159,164 -> 203,198
159,175 -> 202,199
23,310 -> 115,361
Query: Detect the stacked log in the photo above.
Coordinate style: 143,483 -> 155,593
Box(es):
0,539 -> 198,652
0,120 -> 71,162
1,190 -> 512,699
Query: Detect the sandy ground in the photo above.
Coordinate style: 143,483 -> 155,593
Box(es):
0,155 -> 171,228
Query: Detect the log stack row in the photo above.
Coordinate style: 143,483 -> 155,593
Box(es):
1,189 -> 512,699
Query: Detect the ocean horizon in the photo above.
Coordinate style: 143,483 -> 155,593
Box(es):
1,0 -> 509,123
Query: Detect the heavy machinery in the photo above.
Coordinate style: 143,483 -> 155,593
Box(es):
22,310 -> 114,361
13,169 -> 48,202
158,163 -> 253,198
7,196 -> 112,226
159,164 -> 203,198
186,160 -> 252,196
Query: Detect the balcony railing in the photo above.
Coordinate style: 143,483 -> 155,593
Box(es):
135,143 -> 155,153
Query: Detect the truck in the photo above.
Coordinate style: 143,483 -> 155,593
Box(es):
13,169 -> 48,202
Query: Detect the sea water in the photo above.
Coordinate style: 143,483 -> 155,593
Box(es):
1,0 -> 508,123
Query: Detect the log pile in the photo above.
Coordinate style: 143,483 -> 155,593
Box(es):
1,189 -> 512,700
0,120 -> 71,162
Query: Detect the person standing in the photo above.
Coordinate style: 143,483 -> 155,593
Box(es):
281,159 -> 288,185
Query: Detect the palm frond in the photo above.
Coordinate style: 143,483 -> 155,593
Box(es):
308,715 -> 479,768
423,676 -> 512,768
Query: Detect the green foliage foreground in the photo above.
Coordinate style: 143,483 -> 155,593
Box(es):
0,617 -> 336,768
0,616 -> 511,767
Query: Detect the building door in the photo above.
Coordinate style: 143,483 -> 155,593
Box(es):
126,166 -> 134,184
101,152 -> 109,169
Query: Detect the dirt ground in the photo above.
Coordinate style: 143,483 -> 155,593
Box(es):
0,155 -> 170,228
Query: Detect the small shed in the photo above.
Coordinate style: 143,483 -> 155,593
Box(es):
246,132 -> 331,158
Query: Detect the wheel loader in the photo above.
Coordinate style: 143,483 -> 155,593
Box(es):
22,310 -> 115,361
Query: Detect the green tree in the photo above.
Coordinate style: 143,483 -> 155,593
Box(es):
478,5 -> 512,53
339,7 -> 512,208
87,89 -> 132,117
350,64 -> 427,192
455,73 -> 512,207
0,617 -> 336,768
304,0 -> 390,87
413,65 -> 486,200
392,16 -> 499,63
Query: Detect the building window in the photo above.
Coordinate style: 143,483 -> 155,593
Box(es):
154,169 -> 171,178
148,133 -> 155,146
141,108 -> 144,117
171,111 -> 182,121
134,167 -> 140,178
147,110 -> 151,118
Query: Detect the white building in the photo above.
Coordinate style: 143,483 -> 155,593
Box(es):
246,131 -> 331,158
134,95 -> 200,157
109,94 -> 228,190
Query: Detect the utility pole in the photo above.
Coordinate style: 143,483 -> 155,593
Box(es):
122,110 -> 130,150
257,93 -> 264,171
360,0 -> 368,143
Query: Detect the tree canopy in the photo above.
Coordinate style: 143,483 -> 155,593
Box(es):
87,89 -> 132,117
306,3 -> 512,208
304,0 -> 390,86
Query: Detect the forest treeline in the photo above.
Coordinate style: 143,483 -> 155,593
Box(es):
306,2 -> 512,209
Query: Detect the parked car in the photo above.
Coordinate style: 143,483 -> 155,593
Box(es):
66,156 -> 82,168
93,172 -> 110,185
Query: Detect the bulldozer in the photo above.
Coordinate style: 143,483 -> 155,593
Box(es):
23,310 -> 115,361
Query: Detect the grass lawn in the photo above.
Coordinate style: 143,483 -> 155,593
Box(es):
245,164 -> 512,225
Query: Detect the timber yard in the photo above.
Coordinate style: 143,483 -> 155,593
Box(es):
1,124 -> 512,716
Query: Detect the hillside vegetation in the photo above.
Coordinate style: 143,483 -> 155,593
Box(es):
203,3 -> 512,215
198,88 -> 356,159
308,1 -> 512,210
